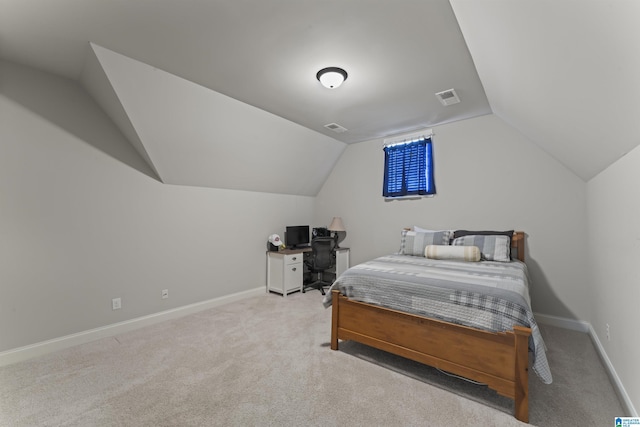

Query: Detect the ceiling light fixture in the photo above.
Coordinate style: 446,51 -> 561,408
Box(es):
316,67 -> 348,89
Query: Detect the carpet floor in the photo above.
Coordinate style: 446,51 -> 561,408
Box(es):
0,290 -> 624,426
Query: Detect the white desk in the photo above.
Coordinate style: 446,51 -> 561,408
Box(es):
334,247 -> 350,280
266,247 -> 350,296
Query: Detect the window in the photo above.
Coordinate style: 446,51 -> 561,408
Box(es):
382,137 -> 435,198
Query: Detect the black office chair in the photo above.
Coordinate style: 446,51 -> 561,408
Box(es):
302,237 -> 336,295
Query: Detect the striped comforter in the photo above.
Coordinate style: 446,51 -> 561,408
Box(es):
322,254 -> 552,384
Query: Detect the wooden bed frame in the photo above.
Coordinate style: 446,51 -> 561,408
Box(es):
330,231 -> 531,423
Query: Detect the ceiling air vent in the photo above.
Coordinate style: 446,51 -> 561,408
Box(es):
435,88 -> 460,106
324,123 -> 348,133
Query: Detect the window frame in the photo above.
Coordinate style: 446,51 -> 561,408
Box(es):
382,130 -> 435,200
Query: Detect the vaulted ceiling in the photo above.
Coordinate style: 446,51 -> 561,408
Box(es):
1,0 -> 638,194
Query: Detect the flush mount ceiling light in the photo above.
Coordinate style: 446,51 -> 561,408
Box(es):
316,67 -> 348,89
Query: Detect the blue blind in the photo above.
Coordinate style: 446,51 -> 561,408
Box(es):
382,138 -> 435,197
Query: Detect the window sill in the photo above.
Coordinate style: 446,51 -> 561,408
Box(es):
384,194 -> 435,201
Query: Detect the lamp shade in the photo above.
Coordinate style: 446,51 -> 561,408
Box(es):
328,216 -> 346,232
316,67 -> 348,89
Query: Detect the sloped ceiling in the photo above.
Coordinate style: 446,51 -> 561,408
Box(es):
82,43 -> 345,195
450,0 -> 640,181
1,0 -> 639,191
0,0 -> 490,195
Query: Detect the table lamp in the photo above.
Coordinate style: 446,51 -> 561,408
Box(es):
328,216 -> 346,248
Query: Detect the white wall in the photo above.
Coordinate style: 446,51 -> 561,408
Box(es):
0,66 -> 314,352
314,114 -> 590,320
587,146 -> 640,414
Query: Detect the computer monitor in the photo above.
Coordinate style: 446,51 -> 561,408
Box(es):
285,225 -> 310,249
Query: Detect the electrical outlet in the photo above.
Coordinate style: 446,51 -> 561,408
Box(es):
606,323 -> 610,341
161,289 -> 169,299
112,297 -> 122,310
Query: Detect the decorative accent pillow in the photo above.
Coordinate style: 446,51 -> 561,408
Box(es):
425,245 -> 481,262
400,229 -> 453,256
452,235 -> 511,262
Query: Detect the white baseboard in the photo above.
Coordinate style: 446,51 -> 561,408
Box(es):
0,287 -> 265,367
535,312 -> 637,417
533,312 -> 590,333
586,324 -> 638,417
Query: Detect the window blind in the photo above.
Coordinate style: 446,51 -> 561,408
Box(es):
382,138 -> 435,197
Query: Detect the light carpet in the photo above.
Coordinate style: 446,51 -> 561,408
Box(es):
0,291 -> 624,426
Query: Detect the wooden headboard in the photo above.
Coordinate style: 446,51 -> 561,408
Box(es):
512,231 -> 525,262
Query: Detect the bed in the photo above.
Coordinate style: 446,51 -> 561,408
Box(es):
323,230 -> 551,423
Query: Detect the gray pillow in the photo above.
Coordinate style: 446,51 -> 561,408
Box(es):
452,234 -> 511,262
400,229 -> 452,256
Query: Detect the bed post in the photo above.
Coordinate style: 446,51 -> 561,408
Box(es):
513,325 -> 530,423
513,231 -> 525,262
331,290 -> 340,350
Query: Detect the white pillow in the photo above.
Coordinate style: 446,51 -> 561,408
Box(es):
425,245 -> 481,262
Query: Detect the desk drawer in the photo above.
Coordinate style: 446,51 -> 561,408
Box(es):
284,254 -> 303,265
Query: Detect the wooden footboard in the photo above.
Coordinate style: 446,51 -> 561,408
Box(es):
331,290 -> 531,423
